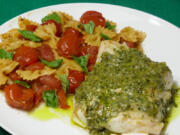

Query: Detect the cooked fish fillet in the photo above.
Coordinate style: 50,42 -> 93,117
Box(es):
73,41 -> 173,135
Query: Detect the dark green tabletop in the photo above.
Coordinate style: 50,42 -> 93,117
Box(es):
0,0 -> 180,135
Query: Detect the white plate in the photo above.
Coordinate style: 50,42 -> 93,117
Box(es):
0,3 -> 180,135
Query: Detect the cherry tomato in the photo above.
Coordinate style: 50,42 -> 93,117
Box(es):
68,69 -> 85,93
26,25 -> 37,31
32,80 -> 52,106
120,38 -> 137,48
38,44 -> 55,62
57,28 -> 82,58
38,75 -> 61,90
80,11 -> 106,27
57,89 -> 69,109
42,20 -> 62,37
80,45 -> 99,71
13,46 -> 39,67
9,71 -> 22,81
25,62 -> 45,71
5,84 -> 35,110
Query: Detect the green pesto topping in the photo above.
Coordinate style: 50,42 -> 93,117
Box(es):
75,46 -> 173,134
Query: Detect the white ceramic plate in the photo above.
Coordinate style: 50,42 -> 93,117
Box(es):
0,3 -> 180,135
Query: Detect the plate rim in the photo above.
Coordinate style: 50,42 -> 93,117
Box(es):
1,3 -> 180,31
0,2 -> 180,135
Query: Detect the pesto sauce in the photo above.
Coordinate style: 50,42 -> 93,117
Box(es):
75,47 -> 173,134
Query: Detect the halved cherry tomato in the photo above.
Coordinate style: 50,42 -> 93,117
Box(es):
120,38 -> 137,48
57,28 -> 82,58
26,25 -> 37,32
68,69 -> 85,93
9,71 -> 22,81
13,46 -> 39,67
5,84 -> 35,110
80,11 -> 106,27
25,62 -> 45,71
38,44 -> 55,62
80,45 -> 99,71
42,20 -> 62,37
32,80 -> 52,106
38,75 -> 62,90
57,89 -> 69,109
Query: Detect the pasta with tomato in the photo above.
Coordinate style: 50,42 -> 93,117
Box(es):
0,10 -> 145,112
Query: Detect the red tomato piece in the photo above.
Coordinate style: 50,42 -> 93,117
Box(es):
13,46 -> 39,67
38,44 -> 55,61
18,34 -> 27,40
57,28 -> 82,58
32,80 -> 52,106
57,89 -> 69,109
120,38 -> 137,48
38,75 -> 62,90
80,11 -> 106,27
25,62 -> 45,71
5,84 -> 35,110
42,20 -> 62,37
80,45 -> 99,71
63,27 -> 81,36
26,25 -> 37,31
68,69 -> 85,93
9,71 -> 22,81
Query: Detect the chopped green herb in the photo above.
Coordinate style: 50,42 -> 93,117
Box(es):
41,12 -> 61,24
73,54 -> 89,74
0,49 -> 13,59
18,30 -> 42,42
43,90 -> 58,108
14,80 -> 31,89
40,59 -> 63,68
59,74 -> 69,92
105,22 -> 116,30
80,21 -> 95,34
100,33 -> 111,40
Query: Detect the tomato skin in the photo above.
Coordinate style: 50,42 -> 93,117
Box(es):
120,38 -> 137,48
57,89 -> 69,109
25,62 -> 45,71
26,25 -> 37,31
9,71 -> 22,81
42,20 -> 62,37
57,28 -> 82,58
32,80 -> 52,106
5,84 -> 35,110
38,44 -> 55,62
13,46 -> 39,67
68,69 -> 85,93
38,75 -> 62,90
80,11 -> 106,27
80,45 -> 99,71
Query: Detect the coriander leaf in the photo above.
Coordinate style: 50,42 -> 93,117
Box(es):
73,54 -> 89,74
43,90 -> 58,108
82,21 -> 95,34
41,13 -> 61,24
18,30 -> 42,42
0,49 -> 13,59
100,33 -> 111,40
14,80 -> 31,88
59,74 -> 69,92
40,59 -> 63,68
105,22 -> 116,30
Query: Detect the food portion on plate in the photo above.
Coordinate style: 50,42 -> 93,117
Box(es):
73,40 -> 174,135
0,10 -> 176,135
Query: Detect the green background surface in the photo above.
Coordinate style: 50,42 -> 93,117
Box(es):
0,0 -> 180,134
